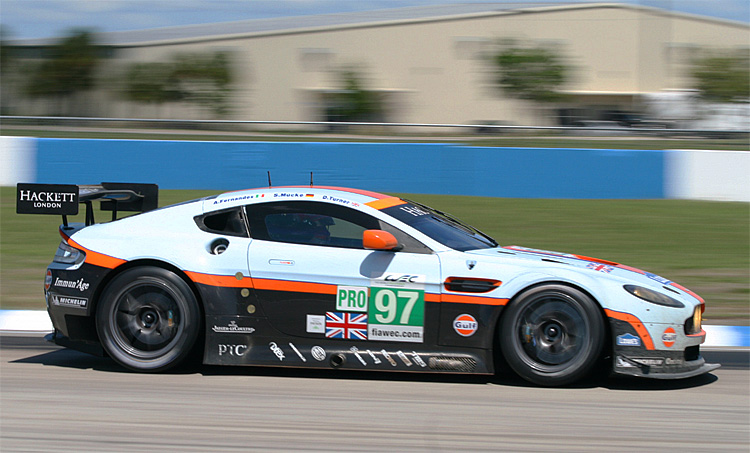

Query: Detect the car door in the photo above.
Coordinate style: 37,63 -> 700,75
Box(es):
245,200 -> 442,346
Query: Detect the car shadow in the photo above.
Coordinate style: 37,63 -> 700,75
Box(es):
11,346 -> 720,390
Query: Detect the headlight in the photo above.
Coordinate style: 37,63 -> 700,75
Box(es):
53,241 -> 85,267
624,285 -> 685,308
685,305 -> 703,335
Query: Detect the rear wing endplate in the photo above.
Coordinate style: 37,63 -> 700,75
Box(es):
16,182 -> 158,227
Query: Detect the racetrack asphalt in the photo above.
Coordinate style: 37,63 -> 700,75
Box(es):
1,333 -> 748,452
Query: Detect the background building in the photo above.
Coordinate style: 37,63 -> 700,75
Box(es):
6,3 -> 749,128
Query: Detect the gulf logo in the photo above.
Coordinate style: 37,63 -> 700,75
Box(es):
453,314 -> 478,337
662,327 -> 677,348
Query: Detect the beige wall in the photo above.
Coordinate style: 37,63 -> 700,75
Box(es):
14,5 -> 750,127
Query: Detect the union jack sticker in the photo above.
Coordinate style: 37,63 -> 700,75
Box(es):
587,263 -> 613,273
326,312 -> 368,340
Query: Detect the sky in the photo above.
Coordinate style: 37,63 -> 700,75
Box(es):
1,0 -> 748,41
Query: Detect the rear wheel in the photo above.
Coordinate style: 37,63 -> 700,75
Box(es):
500,284 -> 605,386
96,267 -> 200,372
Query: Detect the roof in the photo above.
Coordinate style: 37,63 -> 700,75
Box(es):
13,2 -> 746,47
206,185 -> 397,211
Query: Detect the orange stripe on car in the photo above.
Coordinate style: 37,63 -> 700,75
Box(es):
604,308 -> 655,350
183,274 -> 508,307
573,254 -> 619,266
441,294 -> 508,305
284,186 -> 392,199
67,239 -> 127,269
186,271 -> 253,288
365,197 -> 407,210
253,278 -> 338,295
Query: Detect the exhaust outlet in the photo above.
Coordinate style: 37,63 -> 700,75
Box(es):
330,353 -> 346,368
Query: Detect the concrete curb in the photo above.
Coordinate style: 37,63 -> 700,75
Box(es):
0,310 -> 747,347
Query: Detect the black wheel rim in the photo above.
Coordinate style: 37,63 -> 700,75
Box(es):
109,280 -> 183,359
515,295 -> 588,370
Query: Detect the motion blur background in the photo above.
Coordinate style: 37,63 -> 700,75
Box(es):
0,1 -> 748,322
1,0 -> 748,129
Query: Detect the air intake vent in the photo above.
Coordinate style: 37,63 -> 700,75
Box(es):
428,356 -> 477,372
444,277 -> 501,293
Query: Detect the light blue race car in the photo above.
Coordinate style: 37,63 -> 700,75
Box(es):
19,183 -> 718,386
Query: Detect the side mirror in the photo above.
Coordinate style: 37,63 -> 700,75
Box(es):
363,229 -> 399,251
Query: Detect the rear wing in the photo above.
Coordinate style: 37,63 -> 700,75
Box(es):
16,183 -> 158,227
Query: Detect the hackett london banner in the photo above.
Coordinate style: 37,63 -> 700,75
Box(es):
16,183 -> 79,215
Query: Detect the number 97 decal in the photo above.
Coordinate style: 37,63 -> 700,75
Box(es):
368,287 -> 424,343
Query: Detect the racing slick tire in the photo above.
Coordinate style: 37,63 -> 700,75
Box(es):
96,267 -> 201,372
500,284 -> 605,386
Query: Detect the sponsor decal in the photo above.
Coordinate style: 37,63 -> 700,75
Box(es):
218,344 -> 248,356
632,358 -> 664,367
396,350 -> 413,366
212,193 -> 264,205
273,192 -> 313,199
53,277 -> 90,292
664,357 -> 684,365
365,349 -> 381,364
662,327 -> 677,348
381,349 -> 397,367
587,263 -> 613,273
212,320 -> 255,334
321,195 -> 360,207
616,333 -> 641,347
269,259 -> 294,266
336,286 -> 368,312
326,312 -> 368,340
411,352 -> 427,368
368,325 -> 423,343
306,314 -> 325,334
16,183 -> 78,215
45,270 -> 53,291
269,342 -> 285,361
616,356 -> 635,368
453,314 -> 478,337
289,343 -> 306,362
349,346 -> 367,366
311,346 -> 326,362
399,205 -> 429,217
374,274 -> 426,287
50,294 -> 88,308
646,272 -> 672,285
367,287 -> 424,343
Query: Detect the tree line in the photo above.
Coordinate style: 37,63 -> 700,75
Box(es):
1,28 -> 747,120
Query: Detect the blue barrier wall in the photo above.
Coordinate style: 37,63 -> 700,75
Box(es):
34,139 -> 664,198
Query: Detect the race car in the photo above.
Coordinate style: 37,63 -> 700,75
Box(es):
17,183 -> 718,386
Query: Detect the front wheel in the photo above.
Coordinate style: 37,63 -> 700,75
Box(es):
500,284 -> 605,386
96,267 -> 201,372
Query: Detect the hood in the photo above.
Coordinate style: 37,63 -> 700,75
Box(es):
465,245 -> 703,303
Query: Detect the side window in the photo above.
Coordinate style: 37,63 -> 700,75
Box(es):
245,201 -> 433,253
246,201 -> 379,249
195,208 -> 248,237
378,220 -> 432,254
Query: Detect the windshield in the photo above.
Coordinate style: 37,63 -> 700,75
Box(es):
382,200 -> 497,251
